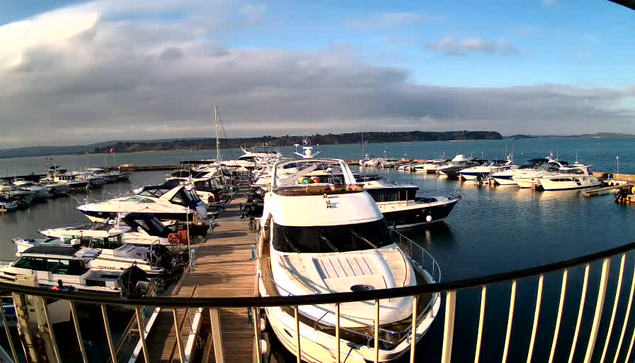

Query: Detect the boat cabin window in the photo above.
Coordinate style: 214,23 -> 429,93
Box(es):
272,220 -> 393,253
88,236 -> 124,249
366,188 -> 416,202
238,156 -> 256,161
194,181 -> 213,192
13,257 -> 88,275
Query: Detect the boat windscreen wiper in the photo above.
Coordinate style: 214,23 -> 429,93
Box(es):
319,235 -> 339,252
351,230 -> 378,249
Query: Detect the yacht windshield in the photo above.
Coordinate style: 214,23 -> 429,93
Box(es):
272,220 -> 393,253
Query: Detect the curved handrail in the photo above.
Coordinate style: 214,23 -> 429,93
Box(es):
1,241 -> 634,308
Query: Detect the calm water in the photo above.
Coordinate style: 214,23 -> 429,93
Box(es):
1,140 -> 635,362
2,138 -> 635,176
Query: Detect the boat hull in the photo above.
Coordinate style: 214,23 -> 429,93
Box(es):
539,176 -> 601,191
380,198 -> 460,229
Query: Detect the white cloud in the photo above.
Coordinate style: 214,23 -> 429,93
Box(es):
543,0 -> 557,7
346,12 -> 427,30
426,36 -> 518,56
0,2 -> 633,147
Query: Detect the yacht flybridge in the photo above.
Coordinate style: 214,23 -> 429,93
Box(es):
538,164 -> 601,190
257,158 -> 441,363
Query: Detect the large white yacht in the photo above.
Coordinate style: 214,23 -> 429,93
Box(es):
258,159 -> 441,363
512,159 -> 569,188
78,184 -> 207,223
538,164 -> 601,190
438,154 -> 478,179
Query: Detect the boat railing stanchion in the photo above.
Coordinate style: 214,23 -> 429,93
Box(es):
101,304 -> 117,362
583,258 -> 611,363
294,305 -> 302,363
135,306 -> 150,363
335,302 -> 341,363
69,300 -> 89,363
374,299 -> 380,363
410,295 -> 418,363
441,290 -> 456,363
0,297 -> 19,363
526,275 -> 544,363
173,308 -> 186,363
601,254 -> 625,362
40,296 -> 62,363
474,286 -> 486,363
501,280 -> 517,363
613,258 -> 635,363
569,264 -> 590,363
548,269 -> 568,363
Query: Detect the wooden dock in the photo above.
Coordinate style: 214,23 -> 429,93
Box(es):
584,184 -> 633,197
144,199 -> 258,363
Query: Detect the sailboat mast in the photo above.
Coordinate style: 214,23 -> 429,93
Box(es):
214,106 -> 221,162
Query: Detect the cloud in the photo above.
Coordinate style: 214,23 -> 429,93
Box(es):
346,12 -> 426,30
238,5 -> 266,25
543,0 -> 557,7
0,2 -> 634,147
426,36 -> 518,56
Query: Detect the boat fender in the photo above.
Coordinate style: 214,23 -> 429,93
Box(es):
168,233 -> 179,245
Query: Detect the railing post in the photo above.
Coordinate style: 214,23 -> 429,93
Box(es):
474,286 -> 486,363
569,263 -> 590,363
101,304 -> 117,363
600,254 -> 625,363
210,307 -> 225,363
40,297 -> 62,363
375,299 -> 380,363
336,303 -> 341,363
613,257 -> 635,363
295,306 -> 302,363
441,290 -> 456,363
252,307 -> 261,363
0,298 -> 19,363
69,301 -> 88,363
501,280 -> 517,363
526,275 -> 544,363
548,269 -> 568,363
135,306 -> 150,363
173,308 -> 186,363
583,258 -> 611,363
410,295 -> 418,363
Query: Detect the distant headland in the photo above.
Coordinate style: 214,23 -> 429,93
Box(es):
0,131 -> 502,159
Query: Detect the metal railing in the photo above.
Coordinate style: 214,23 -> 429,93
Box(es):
1,241 -> 635,362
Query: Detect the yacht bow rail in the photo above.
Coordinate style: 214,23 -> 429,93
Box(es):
2,241 -> 635,362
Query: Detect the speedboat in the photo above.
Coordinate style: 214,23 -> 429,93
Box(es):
258,158 -> 441,363
438,154 -> 478,179
221,146 -> 282,171
413,159 -> 448,174
538,164 -> 601,191
78,184 -> 207,223
0,196 -> 18,213
459,158 -> 516,182
361,178 -> 461,228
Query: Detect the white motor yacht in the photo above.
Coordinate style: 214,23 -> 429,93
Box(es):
0,196 -> 18,213
512,159 -> 569,188
258,158 -> 441,363
538,164 -> 601,190
12,179 -> 52,200
438,154 -> 478,179
78,184 -> 207,223
459,158 -> 516,181
360,178 -> 461,228
0,245 -> 153,295
413,159 -> 448,174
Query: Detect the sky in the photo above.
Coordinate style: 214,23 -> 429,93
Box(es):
0,0 -> 634,147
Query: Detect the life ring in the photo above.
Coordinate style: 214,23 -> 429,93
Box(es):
311,177 -> 320,183
168,233 -> 179,245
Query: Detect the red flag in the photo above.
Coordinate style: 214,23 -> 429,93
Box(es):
109,148 -> 114,153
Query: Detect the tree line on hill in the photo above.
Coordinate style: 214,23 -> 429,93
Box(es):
91,130 -> 502,153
